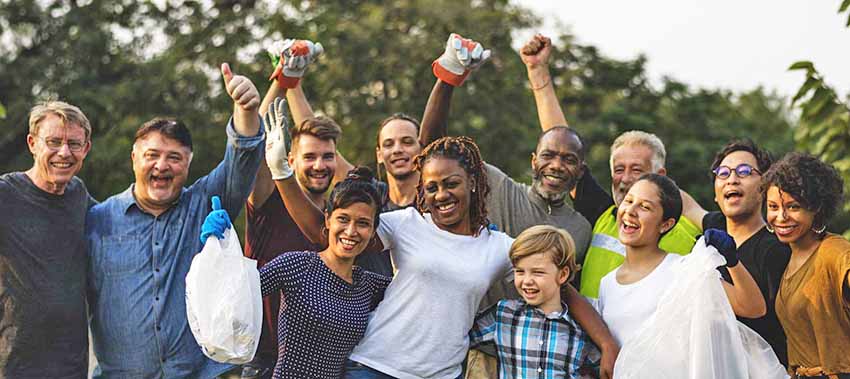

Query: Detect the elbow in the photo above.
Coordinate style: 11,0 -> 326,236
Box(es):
735,298 -> 767,319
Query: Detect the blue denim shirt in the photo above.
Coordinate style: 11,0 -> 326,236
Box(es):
87,120 -> 263,379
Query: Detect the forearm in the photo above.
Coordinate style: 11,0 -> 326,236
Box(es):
724,265 -> 767,318
273,177 -> 327,246
680,189 -> 708,231
563,284 -> 617,351
232,105 -> 261,137
249,82 -> 287,207
419,79 -> 454,145
527,66 -> 567,131
286,83 -> 314,127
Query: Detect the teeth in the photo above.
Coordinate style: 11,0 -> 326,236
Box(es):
51,163 -> 72,168
438,203 -> 455,211
340,238 -> 358,247
623,220 -> 638,228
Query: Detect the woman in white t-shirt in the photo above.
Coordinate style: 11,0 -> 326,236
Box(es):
597,174 -> 771,376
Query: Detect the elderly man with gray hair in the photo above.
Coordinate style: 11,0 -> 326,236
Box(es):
0,101 -> 95,378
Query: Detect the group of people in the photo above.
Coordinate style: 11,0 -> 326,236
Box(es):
1,30 -> 848,379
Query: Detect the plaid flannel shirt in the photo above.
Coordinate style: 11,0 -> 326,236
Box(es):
469,299 -> 598,379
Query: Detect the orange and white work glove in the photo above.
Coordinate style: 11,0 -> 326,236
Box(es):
432,33 -> 491,87
267,39 -> 324,88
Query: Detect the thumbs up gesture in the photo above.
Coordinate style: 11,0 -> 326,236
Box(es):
200,196 -> 232,243
221,63 -> 260,111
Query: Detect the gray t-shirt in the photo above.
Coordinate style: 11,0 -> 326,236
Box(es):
0,172 -> 92,378
482,164 -> 592,307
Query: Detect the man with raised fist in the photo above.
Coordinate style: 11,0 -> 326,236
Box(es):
86,63 -> 264,378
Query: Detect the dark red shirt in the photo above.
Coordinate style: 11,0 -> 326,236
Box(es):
245,188 -> 320,360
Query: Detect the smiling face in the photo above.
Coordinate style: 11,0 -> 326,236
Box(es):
376,119 -> 421,180
714,151 -> 763,221
421,156 -> 472,235
531,129 -> 583,203
617,179 -> 675,248
26,114 -> 91,194
131,131 -> 192,214
324,202 -> 377,261
765,185 -> 818,245
290,134 -> 337,195
513,252 -> 569,313
611,144 -> 662,206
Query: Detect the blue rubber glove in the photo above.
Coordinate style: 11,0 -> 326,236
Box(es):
704,228 -> 738,267
200,196 -> 231,243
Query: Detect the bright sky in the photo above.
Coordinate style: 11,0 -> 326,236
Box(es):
520,0 -> 850,99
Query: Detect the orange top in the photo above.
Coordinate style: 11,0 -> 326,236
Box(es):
776,234 -> 850,374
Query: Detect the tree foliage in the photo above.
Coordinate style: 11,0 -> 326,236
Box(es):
1,0 -> 797,216
789,1 -> 850,235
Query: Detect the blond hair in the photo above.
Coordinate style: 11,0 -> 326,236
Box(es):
609,130 -> 666,172
28,101 -> 92,141
509,225 -> 578,282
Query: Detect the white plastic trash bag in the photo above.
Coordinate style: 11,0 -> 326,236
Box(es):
186,227 -> 262,364
613,237 -> 788,379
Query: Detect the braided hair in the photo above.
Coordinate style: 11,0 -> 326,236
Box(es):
413,136 -> 490,236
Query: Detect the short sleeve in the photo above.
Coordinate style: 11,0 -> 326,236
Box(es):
259,251 -> 314,297
469,301 -> 501,349
702,211 -> 726,231
362,270 -> 392,310
376,207 -> 415,251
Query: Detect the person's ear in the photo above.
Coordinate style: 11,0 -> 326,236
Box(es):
660,218 -> 676,234
557,266 -> 570,285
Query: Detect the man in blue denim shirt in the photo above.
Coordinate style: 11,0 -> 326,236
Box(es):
86,64 -> 264,378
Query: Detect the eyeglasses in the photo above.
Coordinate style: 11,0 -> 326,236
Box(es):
712,163 -> 760,179
38,137 -> 87,152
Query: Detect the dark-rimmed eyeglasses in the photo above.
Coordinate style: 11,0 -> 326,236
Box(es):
712,163 -> 760,179
38,137 -> 87,152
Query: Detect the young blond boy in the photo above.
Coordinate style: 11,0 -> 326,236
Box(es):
469,225 -> 599,379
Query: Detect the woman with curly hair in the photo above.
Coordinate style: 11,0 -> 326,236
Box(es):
761,152 -> 850,378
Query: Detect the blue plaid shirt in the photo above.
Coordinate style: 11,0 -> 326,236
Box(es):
469,299 -> 598,379
86,120 -> 263,378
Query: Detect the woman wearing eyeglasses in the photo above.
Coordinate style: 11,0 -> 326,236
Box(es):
761,153 -> 850,379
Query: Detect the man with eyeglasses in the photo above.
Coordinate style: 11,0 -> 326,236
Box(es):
0,101 -> 94,377
683,139 -> 790,366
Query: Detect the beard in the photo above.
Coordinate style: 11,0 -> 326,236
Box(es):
531,177 -> 569,205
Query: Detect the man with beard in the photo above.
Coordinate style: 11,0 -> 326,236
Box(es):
421,33 -> 620,379
86,63 -> 264,378
681,139 -> 790,366
0,101 -> 93,378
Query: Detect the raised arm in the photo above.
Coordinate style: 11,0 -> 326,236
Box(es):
520,34 -> 568,131
248,81 -> 286,208
221,63 -> 261,137
420,33 -> 491,145
680,189 -> 708,231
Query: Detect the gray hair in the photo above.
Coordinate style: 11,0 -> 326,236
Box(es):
609,130 -> 666,172
28,101 -> 92,141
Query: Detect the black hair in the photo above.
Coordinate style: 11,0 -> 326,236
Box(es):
761,152 -> 844,233
710,138 -> 773,179
326,166 -> 383,229
135,118 -> 193,150
376,113 -> 421,147
414,136 -> 490,236
637,173 -> 682,238
537,126 -> 586,162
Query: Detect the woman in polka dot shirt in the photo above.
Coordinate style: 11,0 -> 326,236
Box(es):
203,167 -> 390,378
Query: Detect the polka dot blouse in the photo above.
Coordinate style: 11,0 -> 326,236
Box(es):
259,251 -> 391,379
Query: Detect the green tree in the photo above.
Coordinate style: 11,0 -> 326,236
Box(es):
788,0 -> 850,235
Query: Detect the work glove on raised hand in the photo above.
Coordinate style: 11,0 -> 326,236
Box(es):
268,39 -> 324,88
200,196 -> 232,243
264,97 -> 294,180
704,228 -> 739,267
432,33 -> 491,87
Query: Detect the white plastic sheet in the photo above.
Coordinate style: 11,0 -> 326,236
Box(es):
186,227 -> 262,364
613,237 -> 788,379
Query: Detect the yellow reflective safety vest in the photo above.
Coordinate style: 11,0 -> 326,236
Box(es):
579,205 -> 701,299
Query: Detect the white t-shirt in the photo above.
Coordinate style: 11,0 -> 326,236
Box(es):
597,253 -> 682,346
349,207 -> 514,379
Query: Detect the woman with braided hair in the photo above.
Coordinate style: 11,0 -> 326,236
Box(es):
267,135 -> 515,379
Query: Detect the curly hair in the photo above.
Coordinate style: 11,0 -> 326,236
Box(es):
413,136 -> 490,235
761,152 -> 844,230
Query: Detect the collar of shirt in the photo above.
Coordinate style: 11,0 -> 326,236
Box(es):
519,299 -> 571,322
114,184 -> 184,215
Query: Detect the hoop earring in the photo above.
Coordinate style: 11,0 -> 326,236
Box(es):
765,224 -> 774,233
812,224 -> 826,234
